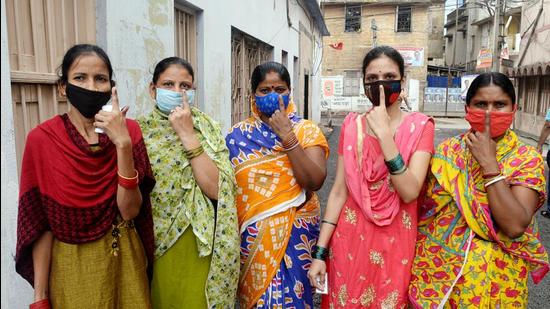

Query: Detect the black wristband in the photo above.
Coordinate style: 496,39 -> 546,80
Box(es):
321,219 -> 337,227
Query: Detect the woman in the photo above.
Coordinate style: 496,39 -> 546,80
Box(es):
15,44 -> 155,308
409,72 -> 549,308
137,57 -> 240,308
225,61 -> 329,308
307,46 -> 435,308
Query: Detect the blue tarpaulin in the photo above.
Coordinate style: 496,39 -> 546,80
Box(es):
427,75 -> 461,88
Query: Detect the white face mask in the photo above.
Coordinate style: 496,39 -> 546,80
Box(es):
155,88 -> 195,113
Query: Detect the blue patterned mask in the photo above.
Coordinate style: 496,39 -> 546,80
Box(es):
254,92 -> 290,117
155,88 -> 195,113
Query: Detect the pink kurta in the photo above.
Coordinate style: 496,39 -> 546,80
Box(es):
322,112 -> 434,308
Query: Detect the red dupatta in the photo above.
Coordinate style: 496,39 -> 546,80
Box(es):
15,114 -> 155,286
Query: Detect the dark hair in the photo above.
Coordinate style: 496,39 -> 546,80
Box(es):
57,44 -> 113,85
152,57 -> 194,84
250,61 -> 291,92
466,72 -> 516,105
361,46 -> 405,81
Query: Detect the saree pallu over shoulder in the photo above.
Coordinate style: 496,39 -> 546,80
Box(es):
226,108 -> 329,232
138,108 -> 240,308
410,130 -> 549,308
226,102 -> 329,308
16,114 -> 155,285
341,112 -> 434,226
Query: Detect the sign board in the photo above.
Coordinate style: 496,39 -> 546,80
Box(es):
330,96 -> 352,110
396,47 -> 424,67
476,49 -> 492,69
424,87 -> 464,113
321,76 -> 344,97
352,96 -> 371,111
460,74 -> 478,100
320,96 -> 353,111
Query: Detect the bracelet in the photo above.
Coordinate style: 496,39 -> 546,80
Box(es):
282,132 -> 299,150
312,245 -> 329,261
30,299 -> 51,309
284,141 -> 300,151
184,145 -> 205,160
118,169 -> 139,189
482,171 -> 501,179
321,219 -> 337,227
390,165 -> 407,175
385,153 -> 405,174
484,175 -> 506,188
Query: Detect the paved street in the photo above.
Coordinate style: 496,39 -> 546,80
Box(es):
316,117 -> 550,308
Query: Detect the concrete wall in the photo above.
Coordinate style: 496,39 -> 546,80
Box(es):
427,2 -> 445,59
97,0 -> 175,118
519,0 -> 550,66
445,19 -> 468,66
1,0 -> 34,307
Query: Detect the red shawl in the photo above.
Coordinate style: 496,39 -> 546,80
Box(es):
15,114 -> 155,286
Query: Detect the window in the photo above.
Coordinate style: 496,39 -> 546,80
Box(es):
396,6 -> 412,32
345,5 -> 361,32
175,7 -> 197,69
231,29 -> 273,124
281,50 -> 288,67
343,70 -> 361,96
6,0 -> 96,173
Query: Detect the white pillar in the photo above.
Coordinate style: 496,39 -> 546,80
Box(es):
1,0 -> 34,307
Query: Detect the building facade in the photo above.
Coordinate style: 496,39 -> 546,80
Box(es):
509,0 -> 550,138
320,0 -> 445,113
444,1 -> 522,72
1,0 -> 328,307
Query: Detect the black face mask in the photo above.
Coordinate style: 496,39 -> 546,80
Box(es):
66,83 -> 111,118
364,80 -> 402,107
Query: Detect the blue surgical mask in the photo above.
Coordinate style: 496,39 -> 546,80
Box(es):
155,88 -> 195,113
254,92 -> 290,117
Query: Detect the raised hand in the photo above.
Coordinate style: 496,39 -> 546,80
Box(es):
268,95 -> 293,140
169,90 -> 197,147
94,86 -> 131,147
365,84 -> 392,139
465,110 -> 499,173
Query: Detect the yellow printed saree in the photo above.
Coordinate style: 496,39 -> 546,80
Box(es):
409,130 -> 549,308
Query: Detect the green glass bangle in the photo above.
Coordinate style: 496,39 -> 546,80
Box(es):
385,153 -> 405,173
390,165 -> 407,176
312,245 -> 329,261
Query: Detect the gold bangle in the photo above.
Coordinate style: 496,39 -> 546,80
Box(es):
184,145 -> 204,160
